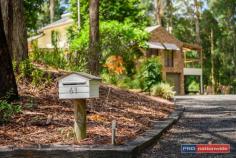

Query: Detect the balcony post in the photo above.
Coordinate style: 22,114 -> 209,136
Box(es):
200,74 -> 203,94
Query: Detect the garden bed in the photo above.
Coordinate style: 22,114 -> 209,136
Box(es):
0,70 -> 174,147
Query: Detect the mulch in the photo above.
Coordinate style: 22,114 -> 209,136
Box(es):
0,71 -> 174,147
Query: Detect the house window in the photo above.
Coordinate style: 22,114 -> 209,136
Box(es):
165,50 -> 174,67
147,49 -> 159,57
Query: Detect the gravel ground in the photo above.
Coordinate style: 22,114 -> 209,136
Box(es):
139,95 -> 236,158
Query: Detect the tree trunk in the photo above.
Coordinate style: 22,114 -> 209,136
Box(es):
195,17 -> 201,44
0,0 -> 8,36
1,0 -> 28,63
166,0 -> 173,33
77,0 -> 81,29
0,0 -> 13,57
233,29 -> 236,77
89,0 -> 100,75
50,0 -> 55,23
210,29 -> 215,94
194,0 -> 201,44
12,0 -> 28,63
0,2 -> 18,101
156,0 -> 163,26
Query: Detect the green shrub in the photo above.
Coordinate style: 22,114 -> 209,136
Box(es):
42,50 -> 67,69
15,60 -> 52,87
232,79 -> 236,87
121,77 -> 142,89
32,69 -> 44,86
151,82 -> 175,99
0,100 -> 21,124
31,46 -> 67,69
117,81 -> 130,89
116,76 -> 133,89
188,80 -> 200,92
31,47 -> 87,72
130,78 -> 142,89
101,57 -> 162,91
30,41 -> 41,62
102,72 -> 142,90
45,73 -> 52,85
101,73 -> 119,84
137,57 -> 162,91
18,59 -> 34,79
232,79 -> 236,94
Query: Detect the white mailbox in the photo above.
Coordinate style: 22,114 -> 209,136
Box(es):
59,72 -> 101,99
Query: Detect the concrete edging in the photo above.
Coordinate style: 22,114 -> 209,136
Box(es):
0,106 -> 185,158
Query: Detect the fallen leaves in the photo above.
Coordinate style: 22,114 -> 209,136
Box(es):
0,70 -> 174,147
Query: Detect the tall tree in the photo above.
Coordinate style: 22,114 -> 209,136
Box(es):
24,0 -> 64,34
201,10 -> 220,92
12,0 -> 28,62
165,0 -> 174,32
210,29 -> 215,93
0,0 -> 13,57
194,0 -> 201,44
155,0 -> 165,26
209,0 -> 236,80
24,0 -> 44,33
88,0 -> 100,75
0,1 -> 18,101
154,0 -> 175,30
77,0 -> 81,29
175,0 -> 203,44
49,0 -> 55,23
0,0 -> 28,63
70,0 -> 152,28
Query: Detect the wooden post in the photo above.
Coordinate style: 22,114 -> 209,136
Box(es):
77,0 -> 81,29
111,120 -> 116,145
200,74 -> 203,94
200,49 -> 204,94
73,99 -> 86,141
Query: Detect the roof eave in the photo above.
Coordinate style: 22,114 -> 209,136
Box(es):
58,72 -> 101,81
38,19 -> 73,32
183,42 -> 202,51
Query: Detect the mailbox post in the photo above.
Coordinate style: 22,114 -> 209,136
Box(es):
59,72 -> 101,141
73,99 -> 86,141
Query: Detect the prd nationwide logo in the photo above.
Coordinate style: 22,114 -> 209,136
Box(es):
181,144 -> 230,154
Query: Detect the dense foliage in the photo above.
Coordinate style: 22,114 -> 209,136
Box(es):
24,0 -> 67,34
14,59 -> 52,86
170,0 -> 236,92
0,100 -> 21,124
69,21 -> 148,74
24,0 -> 44,33
69,0 -> 153,28
151,82 -> 175,99
137,57 -> 162,91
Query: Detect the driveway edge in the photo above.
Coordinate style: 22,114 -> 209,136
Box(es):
129,105 -> 185,157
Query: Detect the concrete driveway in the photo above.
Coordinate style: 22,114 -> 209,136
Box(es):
139,95 -> 236,158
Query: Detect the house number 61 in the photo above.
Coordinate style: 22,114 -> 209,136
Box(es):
69,87 -> 78,94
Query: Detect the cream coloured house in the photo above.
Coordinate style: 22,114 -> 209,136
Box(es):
28,13 -> 73,51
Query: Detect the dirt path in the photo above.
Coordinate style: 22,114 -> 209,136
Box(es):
139,95 -> 236,158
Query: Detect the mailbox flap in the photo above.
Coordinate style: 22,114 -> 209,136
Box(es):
63,81 -> 87,86
58,73 -> 100,99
